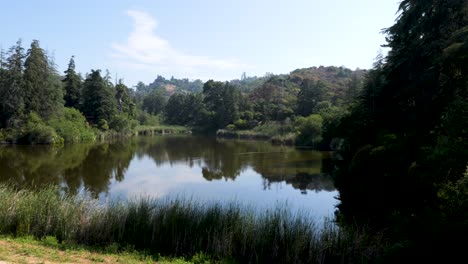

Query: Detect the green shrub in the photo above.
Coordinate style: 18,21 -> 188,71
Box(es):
233,119 -> 248,130
225,124 -> 236,131
191,252 -> 211,264
252,121 -> 293,137
17,112 -> 63,144
98,119 -> 109,131
48,108 -> 96,143
22,125 -> 63,145
109,114 -> 137,132
137,111 -> 160,126
295,114 -> 323,146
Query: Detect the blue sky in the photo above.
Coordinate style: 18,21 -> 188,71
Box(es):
0,0 -> 400,86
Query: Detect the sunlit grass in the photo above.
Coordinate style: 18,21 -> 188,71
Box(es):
0,184 -> 379,263
135,125 -> 189,135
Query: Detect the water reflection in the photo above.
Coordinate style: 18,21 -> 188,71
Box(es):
0,136 -> 336,213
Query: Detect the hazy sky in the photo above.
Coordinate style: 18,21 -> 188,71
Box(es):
0,0 -> 400,86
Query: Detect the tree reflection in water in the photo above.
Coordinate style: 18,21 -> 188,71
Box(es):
0,136 -> 335,198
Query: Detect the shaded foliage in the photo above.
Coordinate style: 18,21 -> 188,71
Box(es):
331,1 -> 468,260
63,56 -> 82,108
81,70 -> 117,125
23,40 -> 63,120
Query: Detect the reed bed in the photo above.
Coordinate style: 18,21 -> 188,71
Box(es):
0,184 -> 379,263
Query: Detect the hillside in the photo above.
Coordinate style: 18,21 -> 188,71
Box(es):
137,66 -> 367,101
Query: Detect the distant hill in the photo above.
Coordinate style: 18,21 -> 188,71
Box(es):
288,66 -> 367,103
136,75 -> 204,97
136,66 -> 367,102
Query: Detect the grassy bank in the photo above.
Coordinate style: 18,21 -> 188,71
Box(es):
0,236 -> 208,263
216,129 -> 296,146
134,125 -> 190,136
92,125 -> 190,141
0,185 -> 383,263
216,121 -> 298,146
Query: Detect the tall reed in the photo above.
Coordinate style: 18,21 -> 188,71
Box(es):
0,184 -> 381,263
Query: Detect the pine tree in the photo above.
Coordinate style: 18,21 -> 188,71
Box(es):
203,80 -> 239,129
335,0 -> 468,229
81,70 -> 117,125
142,89 -> 165,115
23,40 -> 63,119
63,56 -> 82,108
0,40 -> 25,127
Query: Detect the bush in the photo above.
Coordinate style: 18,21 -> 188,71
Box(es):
48,108 -> 95,143
234,119 -> 249,130
98,119 -> 109,131
109,114 -> 138,133
23,125 -> 63,145
295,114 -> 323,146
17,112 -> 63,144
252,121 -> 293,137
137,110 -> 160,126
225,124 -> 236,131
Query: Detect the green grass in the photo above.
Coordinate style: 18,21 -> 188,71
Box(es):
135,125 -> 190,135
216,129 -> 271,140
217,121 -> 297,145
0,184 -> 382,263
0,235 -> 196,263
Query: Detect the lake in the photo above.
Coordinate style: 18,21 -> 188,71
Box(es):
0,135 -> 338,221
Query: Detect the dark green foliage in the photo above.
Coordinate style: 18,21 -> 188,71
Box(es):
343,72 -> 363,105
81,70 -> 117,125
0,40 -> 26,127
136,110 -> 160,126
249,77 -> 296,122
63,56 -> 82,108
109,114 -> 138,133
48,108 -> 95,143
17,112 -> 62,144
133,67 -> 365,138
330,1 -> 468,259
115,81 -> 136,117
165,93 -> 204,126
294,114 -> 323,146
296,79 -> 326,116
203,80 -> 240,129
23,40 -> 63,120
142,89 -> 166,115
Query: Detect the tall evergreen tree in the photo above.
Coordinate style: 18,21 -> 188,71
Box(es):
81,70 -> 117,124
23,40 -> 63,119
63,56 -> 82,108
203,80 -> 239,129
0,40 -> 25,127
165,93 -> 188,125
335,0 -> 468,233
142,89 -> 166,116
115,81 -> 136,117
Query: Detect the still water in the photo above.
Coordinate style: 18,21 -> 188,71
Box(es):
0,135 -> 338,220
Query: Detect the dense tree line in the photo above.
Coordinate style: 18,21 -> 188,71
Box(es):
0,38 -> 365,146
153,67 -> 363,143
0,40 -> 139,144
331,0 -> 468,260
